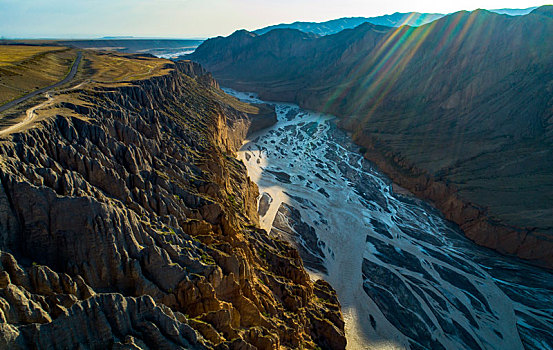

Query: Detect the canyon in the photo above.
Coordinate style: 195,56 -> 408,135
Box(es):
187,6 -> 553,269
1,4 -> 553,348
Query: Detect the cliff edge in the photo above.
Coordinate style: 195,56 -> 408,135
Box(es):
0,54 -> 346,349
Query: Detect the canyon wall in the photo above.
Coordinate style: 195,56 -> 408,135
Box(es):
0,60 -> 346,349
345,131 -> 553,269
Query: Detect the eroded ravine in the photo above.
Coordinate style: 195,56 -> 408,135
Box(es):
229,89 -> 553,350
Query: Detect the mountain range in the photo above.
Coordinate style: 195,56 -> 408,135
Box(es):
253,12 -> 444,36
252,7 -> 537,36
187,5 -> 553,268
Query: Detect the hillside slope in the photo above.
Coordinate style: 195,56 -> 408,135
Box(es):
188,6 -> 553,268
0,52 -> 346,349
0,46 -> 77,106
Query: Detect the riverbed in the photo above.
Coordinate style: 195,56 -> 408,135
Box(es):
228,88 -> 553,350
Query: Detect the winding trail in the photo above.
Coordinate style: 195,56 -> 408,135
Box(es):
0,93 -> 55,137
0,51 -> 82,115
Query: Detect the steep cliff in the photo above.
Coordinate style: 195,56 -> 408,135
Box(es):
187,7 -> 553,268
0,58 -> 346,349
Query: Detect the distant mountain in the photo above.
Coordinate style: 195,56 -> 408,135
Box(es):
188,6 -> 553,267
253,7 -> 539,36
490,6 -> 538,16
101,35 -> 135,39
253,12 -> 444,36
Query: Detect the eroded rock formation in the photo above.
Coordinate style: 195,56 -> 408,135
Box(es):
0,60 -> 346,349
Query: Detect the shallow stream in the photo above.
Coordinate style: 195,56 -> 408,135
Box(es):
228,88 -> 553,350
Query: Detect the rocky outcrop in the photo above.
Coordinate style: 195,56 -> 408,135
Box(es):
0,60 -> 345,348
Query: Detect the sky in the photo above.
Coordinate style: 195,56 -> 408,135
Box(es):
0,0 -> 545,39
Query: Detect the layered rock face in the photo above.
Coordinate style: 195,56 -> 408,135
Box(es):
0,60 -> 346,349
187,7 -> 553,268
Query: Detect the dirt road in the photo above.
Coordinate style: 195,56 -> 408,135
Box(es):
0,51 -> 82,114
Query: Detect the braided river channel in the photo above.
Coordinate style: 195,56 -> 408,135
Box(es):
227,88 -> 553,350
